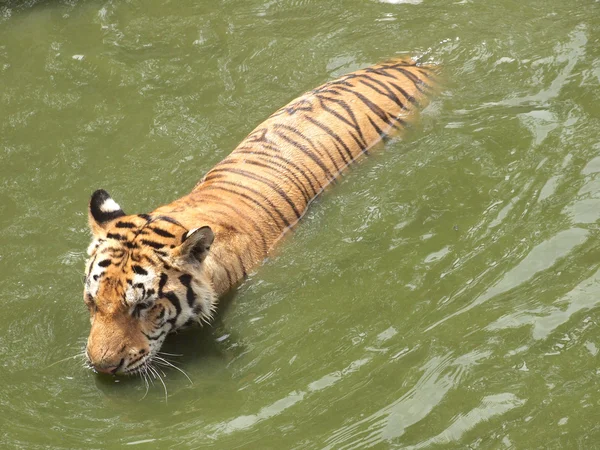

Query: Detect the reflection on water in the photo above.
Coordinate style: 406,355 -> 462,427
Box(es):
408,393 -> 526,449
488,268 -> 600,342
426,227 -> 589,332
0,0 -> 599,447
324,351 -> 491,449
211,357 -> 371,435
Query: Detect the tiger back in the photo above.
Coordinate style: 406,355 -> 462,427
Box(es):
84,58 -> 437,375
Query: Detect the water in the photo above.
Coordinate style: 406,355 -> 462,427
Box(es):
1,0 -> 599,447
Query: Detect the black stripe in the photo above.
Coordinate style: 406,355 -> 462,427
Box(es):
314,141 -> 342,180
240,158 -> 313,202
137,254 -> 157,266
275,124 -> 342,177
158,273 -> 182,318
235,146 -> 322,196
223,264 -> 234,288
97,259 -> 111,267
113,358 -> 124,374
106,232 -> 127,241
304,115 -> 353,163
334,84 -> 395,123
236,254 -> 248,279
158,273 -> 168,292
387,81 -> 418,106
197,195 -> 271,255
385,66 -> 429,92
245,127 -> 268,143
101,247 -> 125,257
128,354 -> 145,366
272,127 -> 334,181
200,186 -> 285,233
283,98 -> 314,115
86,253 -> 98,278
140,239 -> 165,249
206,167 -> 303,219
132,265 -> 147,275
115,221 -> 137,229
143,330 -> 167,341
203,180 -> 292,228
335,85 -> 406,130
178,274 -> 196,308
363,67 -> 398,80
356,76 -> 407,110
417,68 -> 433,79
215,157 -> 312,204
321,79 -> 355,90
367,115 -> 385,138
319,98 -> 366,152
315,95 -> 368,149
150,227 -> 176,239
154,216 -> 186,228
256,130 -> 327,191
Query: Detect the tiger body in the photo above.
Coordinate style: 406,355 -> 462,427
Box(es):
84,59 -> 436,375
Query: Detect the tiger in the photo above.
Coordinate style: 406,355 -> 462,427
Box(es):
84,58 -> 437,375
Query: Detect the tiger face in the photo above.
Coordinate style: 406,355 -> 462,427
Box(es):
84,190 -> 217,375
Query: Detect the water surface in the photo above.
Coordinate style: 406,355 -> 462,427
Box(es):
1,0 -> 599,447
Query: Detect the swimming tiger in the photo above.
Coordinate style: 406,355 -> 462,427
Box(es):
84,58 -> 437,375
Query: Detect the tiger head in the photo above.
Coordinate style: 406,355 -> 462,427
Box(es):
83,190 -> 217,375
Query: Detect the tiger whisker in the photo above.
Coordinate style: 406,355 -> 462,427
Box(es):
147,364 -> 168,403
157,351 -> 183,357
153,356 -> 193,385
139,367 -> 150,400
153,355 -> 180,365
45,351 -> 87,370
145,364 -> 156,386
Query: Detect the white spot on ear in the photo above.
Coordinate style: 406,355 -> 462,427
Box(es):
100,198 -> 122,213
186,228 -> 200,240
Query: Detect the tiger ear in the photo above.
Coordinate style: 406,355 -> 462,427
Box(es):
172,226 -> 214,266
88,189 -> 126,236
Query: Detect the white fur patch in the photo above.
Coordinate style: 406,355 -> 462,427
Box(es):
87,239 -> 100,256
100,198 -> 122,213
86,263 -> 104,297
125,267 -> 156,304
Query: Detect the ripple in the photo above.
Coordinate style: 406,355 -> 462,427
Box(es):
323,350 -> 491,449
426,227 -> 589,332
408,393 -> 526,448
487,268 -> 600,341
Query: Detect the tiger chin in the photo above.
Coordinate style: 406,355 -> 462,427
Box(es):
84,189 -> 217,375
82,58 -> 437,376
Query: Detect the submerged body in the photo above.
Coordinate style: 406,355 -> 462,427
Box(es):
84,59 -> 437,375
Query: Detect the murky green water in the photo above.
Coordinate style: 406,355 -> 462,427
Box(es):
1,0 -> 599,447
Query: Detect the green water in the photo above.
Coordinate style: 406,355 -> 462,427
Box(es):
1,0 -> 599,447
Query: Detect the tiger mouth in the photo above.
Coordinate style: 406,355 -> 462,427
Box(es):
120,355 -> 153,375
84,349 -> 152,376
